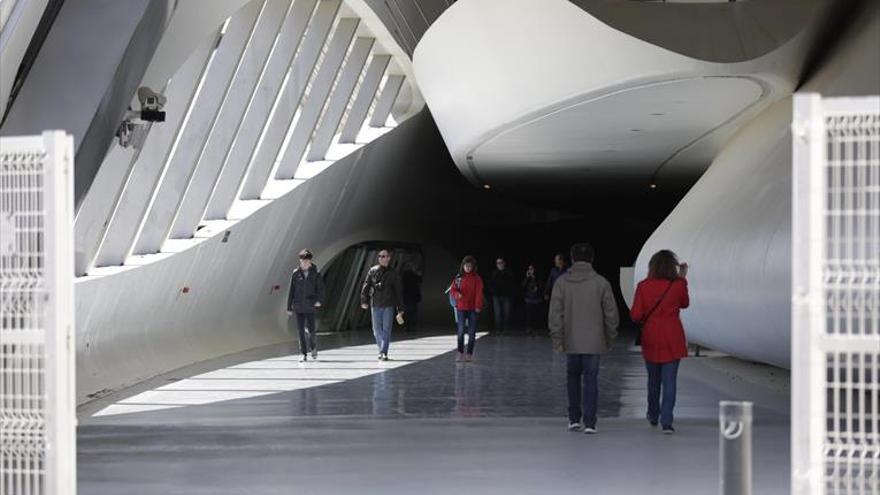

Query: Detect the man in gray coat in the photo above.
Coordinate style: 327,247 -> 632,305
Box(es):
549,243 -> 619,434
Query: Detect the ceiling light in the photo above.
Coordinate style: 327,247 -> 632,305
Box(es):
483,184 -> 491,190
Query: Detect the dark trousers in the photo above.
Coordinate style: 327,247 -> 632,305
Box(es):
566,354 -> 600,427
646,360 -> 680,428
525,302 -> 542,331
456,310 -> 478,354
492,296 -> 511,331
295,313 -> 317,355
403,303 -> 419,331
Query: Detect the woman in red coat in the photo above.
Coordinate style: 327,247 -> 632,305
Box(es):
449,255 -> 484,362
631,250 -> 689,434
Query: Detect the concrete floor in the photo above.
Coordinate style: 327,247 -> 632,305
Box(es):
77,329 -> 791,494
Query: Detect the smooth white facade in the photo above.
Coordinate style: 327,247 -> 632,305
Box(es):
634,7 -> 880,368
413,0 -> 817,190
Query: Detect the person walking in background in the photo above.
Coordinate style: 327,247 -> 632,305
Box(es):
549,243 -> 619,434
522,264 -> 543,334
489,257 -> 516,332
544,253 -> 568,302
287,249 -> 325,362
631,250 -> 689,434
450,255 -> 484,362
361,248 -> 404,361
401,263 -> 423,333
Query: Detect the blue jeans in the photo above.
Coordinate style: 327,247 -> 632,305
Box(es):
371,306 -> 394,354
456,310 -> 478,354
567,354 -> 600,427
646,360 -> 680,428
492,296 -> 511,331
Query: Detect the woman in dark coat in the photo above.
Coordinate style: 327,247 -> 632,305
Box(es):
287,249 -> 325,362
631,250 -> 689,434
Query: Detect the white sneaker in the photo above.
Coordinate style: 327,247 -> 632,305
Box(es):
299,355 -> 307,363
567,422 -> 583,432
583,427 -> 597,434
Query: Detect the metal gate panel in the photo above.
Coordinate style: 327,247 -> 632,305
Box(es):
1,131 -> 75,495
792,94 -> 880,494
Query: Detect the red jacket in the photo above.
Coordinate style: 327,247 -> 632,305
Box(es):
450,272 -> 484,311
631,277 -> 689,363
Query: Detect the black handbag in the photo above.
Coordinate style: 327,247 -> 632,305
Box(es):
634,280 -> 674,346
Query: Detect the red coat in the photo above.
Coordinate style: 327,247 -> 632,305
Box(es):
450,272 -> 484,311
631,277 -> 689,363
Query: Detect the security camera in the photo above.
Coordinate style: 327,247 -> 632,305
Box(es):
136,87 -> 166,122
116,87 -> 167,147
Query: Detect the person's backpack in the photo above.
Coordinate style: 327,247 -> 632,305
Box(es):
446,273 -> 462,307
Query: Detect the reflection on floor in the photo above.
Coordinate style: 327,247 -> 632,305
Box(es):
78,330 -> 791,494
91,333 -> 487,417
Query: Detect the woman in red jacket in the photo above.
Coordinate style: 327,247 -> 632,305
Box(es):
449,255 -> 484,362
631,250 -> 690,434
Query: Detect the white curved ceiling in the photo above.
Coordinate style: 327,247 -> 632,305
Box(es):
413,0 -> 820,195
472,76 -> 766,184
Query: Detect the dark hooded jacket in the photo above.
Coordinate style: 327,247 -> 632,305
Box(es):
287,264 -> 325,314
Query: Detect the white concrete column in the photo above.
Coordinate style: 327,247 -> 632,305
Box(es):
369,73 -> 404,127
74,144 -> 137,275
132,3 -> 262,255
0,0 -> 49,117
168,0 -> 289,238
307,36 -> 374,161
202,0 -> 319,220
91,30 -> 219,268
338,53 -> 389,143
236,0 -> 341,202
271,17 -> 360,182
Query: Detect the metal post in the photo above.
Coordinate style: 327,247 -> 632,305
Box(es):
720,401 -> 753,495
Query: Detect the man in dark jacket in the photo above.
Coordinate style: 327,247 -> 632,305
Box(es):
489,257 -> 517,332
360,248 -> 404,360
544,253 -> 568,301
287,249 -> 325,362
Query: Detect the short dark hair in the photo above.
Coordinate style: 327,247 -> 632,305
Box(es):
648,250 -> 679,280
298,249 -> 313,260
570,243 -> 594,263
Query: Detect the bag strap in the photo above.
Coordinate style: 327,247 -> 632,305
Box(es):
641,280 -> 675,325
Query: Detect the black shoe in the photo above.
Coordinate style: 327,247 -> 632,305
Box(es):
662,426 -> 675,435
647,414 -> 658,427
299,354 -> 308,363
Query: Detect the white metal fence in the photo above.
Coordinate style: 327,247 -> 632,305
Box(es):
0,131 -> 76,495
792,93 -> 880,495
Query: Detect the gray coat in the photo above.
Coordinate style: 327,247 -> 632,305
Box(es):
548,262 -> 619,354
